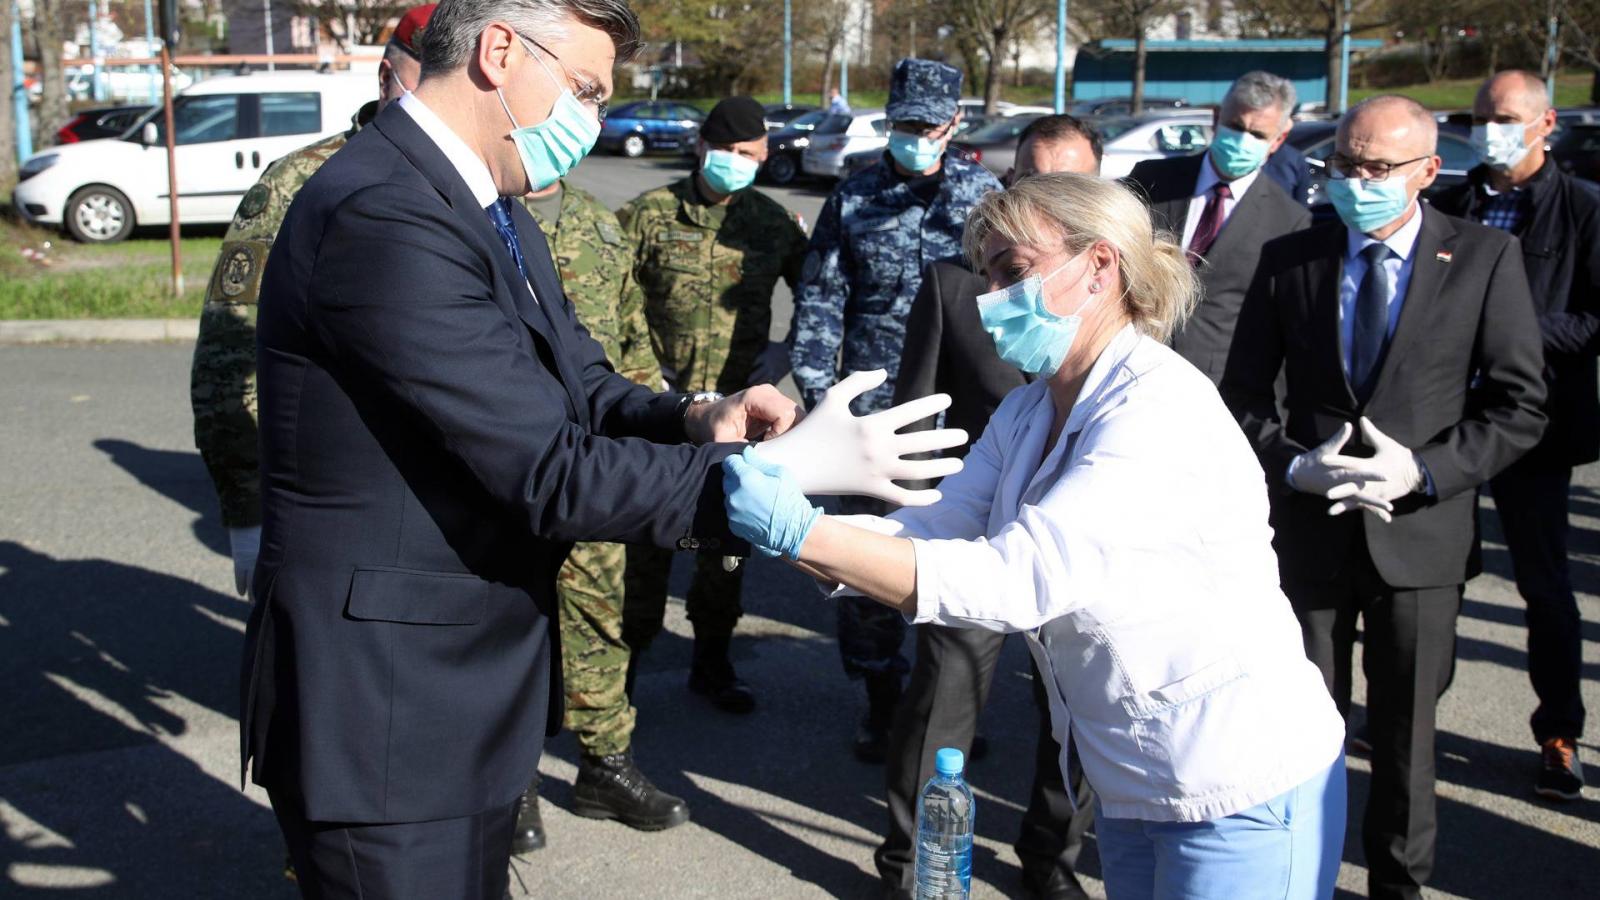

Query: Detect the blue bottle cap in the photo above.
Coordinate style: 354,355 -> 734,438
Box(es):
935,747 -> 965,776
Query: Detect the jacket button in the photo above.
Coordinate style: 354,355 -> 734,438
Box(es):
677,538 -> 697,550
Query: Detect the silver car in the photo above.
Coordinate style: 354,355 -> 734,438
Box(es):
802,109 -> 888,180
1094,111 -> 1215,180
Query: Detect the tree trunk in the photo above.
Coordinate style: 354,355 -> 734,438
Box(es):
982,28 -> 1006,114
32,0 -> 69,149
0,0 -> 15,184
1592,66 -> 1600,105
1325,4 -> 1343,112
1132,20 -> 1147,115
821,43 -> 835,97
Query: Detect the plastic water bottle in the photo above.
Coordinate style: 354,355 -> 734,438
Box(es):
914,747 -> 975,899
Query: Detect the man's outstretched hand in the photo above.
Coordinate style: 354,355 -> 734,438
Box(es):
685,384 -> 805,444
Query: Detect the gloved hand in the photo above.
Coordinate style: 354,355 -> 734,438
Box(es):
1287,422 -> 1393,522
747,340 -> 793,387
1324,417 -> 1426,521
753,370 -> 967,507
228,526 -> 261,597
723,446 -> 823,559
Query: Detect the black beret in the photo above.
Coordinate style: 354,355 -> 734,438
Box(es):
700,96 -> 767,144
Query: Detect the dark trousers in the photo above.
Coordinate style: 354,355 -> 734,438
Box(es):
1287,549 -> 1460,900
836,495 -> 909,679
1489,460 -> 1586,743
876,623 -> 1094,895
271,791 -> 515,900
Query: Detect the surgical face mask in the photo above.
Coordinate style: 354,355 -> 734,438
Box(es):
887,131 -> 946,172
976,251 -> 1100,376
1326,170 -> 1416,235
1209,125 -> 1271,178
1471,121 -> 1533,171
497,38 -> 601,191
701,148 -> 760,194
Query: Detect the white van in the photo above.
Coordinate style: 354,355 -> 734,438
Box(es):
13,71 -> 372,242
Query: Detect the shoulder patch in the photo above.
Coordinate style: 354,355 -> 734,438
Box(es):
210,241 -> 267,302
596,221 -> 624,246
237,183 -> 271,221
801,250 -> 822,283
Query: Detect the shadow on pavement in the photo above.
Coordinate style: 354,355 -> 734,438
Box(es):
0,541 -> 287,898
93,440 -> 228,558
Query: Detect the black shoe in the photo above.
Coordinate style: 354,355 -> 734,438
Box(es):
1536,737 -> 1585,801
854,672 -> 902,763
511,781 -> 546,854
689,636 -> 756,714
572,750 -> 691,831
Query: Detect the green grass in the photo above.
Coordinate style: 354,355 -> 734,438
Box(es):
1353,71 -> 1593,110
0,218 -> 221,319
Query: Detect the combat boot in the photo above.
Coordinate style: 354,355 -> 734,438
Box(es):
854,671 -> 903,763
511,777 -> 546,854
572,749 -> 691,831
688,635 -> 756,714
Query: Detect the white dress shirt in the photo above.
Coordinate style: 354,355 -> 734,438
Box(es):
1179,155 -> 1261,251
398,91 -> 500,208
836,325 -> 1344,823
1338,202 -> 1424,379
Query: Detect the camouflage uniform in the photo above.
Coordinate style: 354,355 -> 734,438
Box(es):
191,101 -> 377,528
789,150 -> 1001,678
616,176 -> 808,649
521,184 -> 659,759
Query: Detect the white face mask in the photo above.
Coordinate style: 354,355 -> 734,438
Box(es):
1471,120 -> 1534,171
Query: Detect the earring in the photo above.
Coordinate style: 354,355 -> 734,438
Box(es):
1089,281 -> 1102,293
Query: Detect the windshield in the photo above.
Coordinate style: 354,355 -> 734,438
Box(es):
787,110 -> 826,131
1093,117 -> 1139,141
813,114 -> 853,135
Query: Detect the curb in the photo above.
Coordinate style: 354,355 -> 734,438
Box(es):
0,319 -> 200,344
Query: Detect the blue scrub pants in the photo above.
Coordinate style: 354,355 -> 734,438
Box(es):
1095,755 -> 1346,900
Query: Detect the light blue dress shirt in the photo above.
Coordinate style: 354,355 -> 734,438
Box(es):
1338,203 -> 1425,379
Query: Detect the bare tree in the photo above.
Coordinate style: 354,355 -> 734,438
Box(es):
1075,0 -> 1183,114
940,0 -> 1053,113
288,0 -> 413,48
30,0 -> 69,148
0,0 -> 15,183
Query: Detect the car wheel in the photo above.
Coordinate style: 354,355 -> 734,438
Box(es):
764,154 -> 797,185
65,185 -> 135,243
622,134 -> 646,158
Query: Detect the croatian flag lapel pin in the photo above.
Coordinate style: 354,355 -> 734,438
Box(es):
1436,250 -> 1453,262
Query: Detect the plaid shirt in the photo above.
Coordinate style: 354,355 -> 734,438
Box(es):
1478,186 -> 1526,233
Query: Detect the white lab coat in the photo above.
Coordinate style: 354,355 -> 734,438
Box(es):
839,324 -> 1344,822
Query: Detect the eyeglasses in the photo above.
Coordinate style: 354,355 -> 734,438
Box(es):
890,118 -> 956,140
1326,152 -> 1431,182
517,34 -> 609,122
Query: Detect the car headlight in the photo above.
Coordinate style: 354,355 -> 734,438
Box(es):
18,153 -> 59,181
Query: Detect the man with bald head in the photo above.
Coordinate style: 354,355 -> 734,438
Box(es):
1434,70 -> 1600,802
1223,94 -> 1547,900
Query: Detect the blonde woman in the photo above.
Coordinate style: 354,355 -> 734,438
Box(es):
723,174 -> 1348,899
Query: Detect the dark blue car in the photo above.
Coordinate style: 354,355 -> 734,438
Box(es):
597,101 -> 705,157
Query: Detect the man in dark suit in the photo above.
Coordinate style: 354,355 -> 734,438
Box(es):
1433,69 -> 1600,801
1126,70 -> 1311,386
243,4 -> 801,897
1222,95 -> 1547,900
875,115 -> 1102,900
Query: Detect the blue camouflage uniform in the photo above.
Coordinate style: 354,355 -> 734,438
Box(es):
788,59 -> 1002,679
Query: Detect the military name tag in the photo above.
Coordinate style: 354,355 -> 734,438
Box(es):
658,230 -> 704,243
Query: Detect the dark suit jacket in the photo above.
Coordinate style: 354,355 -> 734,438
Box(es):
244,103 -> 743,825
1220,212 -> 1548,589
892,261 -> 1028,473
1126,153 -> 1312,385
1433,159 -> 1600,468
1262,142 -> 1313,206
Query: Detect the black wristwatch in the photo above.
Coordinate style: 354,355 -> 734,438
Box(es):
679,390 -> 724,430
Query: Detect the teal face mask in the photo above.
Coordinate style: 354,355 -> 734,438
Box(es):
887,131 -> 945,172
1326,175 -> 1414,235
498,38 -> 601,191
976,252 -> 1098,376
701,149 -> 760,194
1209,125 -> 1271,178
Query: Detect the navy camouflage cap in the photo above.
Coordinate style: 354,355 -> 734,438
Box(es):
886,58 -> 962,125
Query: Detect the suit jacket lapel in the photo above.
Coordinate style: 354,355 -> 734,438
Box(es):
1156,155 -> 1204,234
509,200 -> 591,428
1206,174 -> 1266,256
1368,208 -> 1456,403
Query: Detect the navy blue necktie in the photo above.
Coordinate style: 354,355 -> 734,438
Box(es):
1350,242 -> 1394,400
486,198 -> 530,282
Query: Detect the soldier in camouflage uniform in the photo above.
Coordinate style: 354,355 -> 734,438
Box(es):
787,59 -> 1001,762
508,180 -> 692,849
616,97 -> 808,716
190,3 -> 432,599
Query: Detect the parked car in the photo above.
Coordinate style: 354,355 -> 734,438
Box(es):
596,101 -> 705,157
764,103 -> 818,131
1552,122 -> 1600,183
14,72 -> 372,243
55,105 -> 151,143
1072,96 -> 1189,117
950,113 -> 1047,175
763,109 -> 828,185
1286,120 -> 1479,224
65,64 -> 193,102
802,108 -> 887,180
1094,112 -> 1214,179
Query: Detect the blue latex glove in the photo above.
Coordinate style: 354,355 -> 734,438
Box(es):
722,445 -> 822,560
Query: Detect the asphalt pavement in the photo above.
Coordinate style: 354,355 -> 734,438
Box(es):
2,155 -> 1600,898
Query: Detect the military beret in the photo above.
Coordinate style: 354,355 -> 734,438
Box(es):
388,3 -> 437,60
699,96 -> 767,144
886,58 -> 962,125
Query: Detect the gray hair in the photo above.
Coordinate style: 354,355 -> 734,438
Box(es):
419,0 -> 641,78
1222,70 -> 1297,127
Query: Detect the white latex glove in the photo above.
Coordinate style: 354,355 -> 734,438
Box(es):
1287,422 -> 1394,522
754,369 -> 968,507
1324,417 -> 1426,521
228,526 -> 261,597
747,340 -> 793,387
